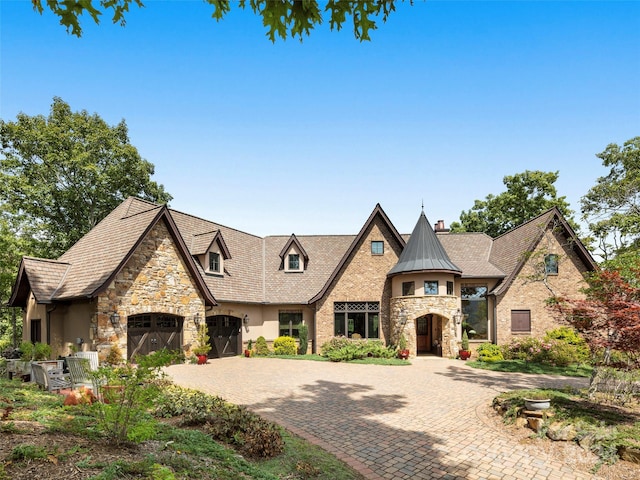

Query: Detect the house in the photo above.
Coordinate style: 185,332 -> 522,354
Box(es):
8,197 -> 597,361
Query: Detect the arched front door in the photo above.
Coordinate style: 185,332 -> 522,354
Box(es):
416,314 -> 432,354
206,315 -> 240,358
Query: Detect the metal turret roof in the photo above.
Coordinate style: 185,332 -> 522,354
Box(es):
388,211 -> 462,276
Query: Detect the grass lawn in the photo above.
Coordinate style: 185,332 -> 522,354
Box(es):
466,359 -> 593,377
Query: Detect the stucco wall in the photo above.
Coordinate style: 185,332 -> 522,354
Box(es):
95,219 -> 205,360
315,217 -> 403,350
495,228 -> 591,345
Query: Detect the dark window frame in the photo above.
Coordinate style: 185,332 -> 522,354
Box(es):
371,241 -> 384,255
279,311 -> 303,337
461,284 -> 489,340
545,254 -> 559,275
446,281 -> 454,296
288,253 -> 300,271
333,302 -> 380,339
209,251 -> 221,273
402,281 -> 415,296
424,280 -> 438,295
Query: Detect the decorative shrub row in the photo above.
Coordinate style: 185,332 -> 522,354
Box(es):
320,337 -> 396,362
154,385 -> 284,458
502,327 -> 590,366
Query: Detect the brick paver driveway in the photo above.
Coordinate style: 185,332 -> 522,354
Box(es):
166,356 -> 594,480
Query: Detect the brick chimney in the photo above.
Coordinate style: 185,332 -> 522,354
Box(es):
434,220 -> 449,233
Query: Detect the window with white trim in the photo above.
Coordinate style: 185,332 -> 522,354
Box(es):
208,252 -> 221,273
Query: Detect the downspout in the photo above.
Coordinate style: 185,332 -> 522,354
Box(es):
46,304 -> 57,345
492,295 -> 497,344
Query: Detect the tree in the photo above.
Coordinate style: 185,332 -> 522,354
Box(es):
31,0 -> 403,42
549,267 -> 640,369
450,170 -> 577,237
581,136 -> 640,262
0,97 -> 172,258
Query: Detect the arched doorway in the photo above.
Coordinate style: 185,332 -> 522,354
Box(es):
415,314 -> 442,356
127,313 -> 183,359
206,315 -> 240,358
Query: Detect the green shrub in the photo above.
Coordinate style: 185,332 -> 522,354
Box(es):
476,343 -> 504,362
298,324 -> 309,355
154,385 -> 226,425
254,336 -> 270,356
273,336 -> 297,355
321,337 -> 395,362
544,327 -> 590,363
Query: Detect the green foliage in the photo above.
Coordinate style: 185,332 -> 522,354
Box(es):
321,337 -> 395,362
273,336 -> 297,355
192,323 -> 211,356
33,0 -> 400,42
154,385 -> 226,425
9,444 -> 48,461
254,336 -> 270,356
298,324 -> 308,355
461,330 -> 469,351
450,170 -> 577,237
502,332 -> 589,367
581,136 -> 640,261
91,349 -> 174,444
0,97 -> 171,258
398,333 -> 407,350
104,342 -> 123,366
476,343 -> 504,362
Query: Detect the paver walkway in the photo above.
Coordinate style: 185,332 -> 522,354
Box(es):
166,356 -> 595,480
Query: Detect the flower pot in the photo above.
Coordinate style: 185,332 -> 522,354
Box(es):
398,349 -> 410,360
244,349 -> 252,358
196,354 -> 208,365
459,350 -> 471,360
524,398 -> 551,411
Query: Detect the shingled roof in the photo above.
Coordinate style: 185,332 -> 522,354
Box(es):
388,211 -> 462,276
489,207 -> 597,295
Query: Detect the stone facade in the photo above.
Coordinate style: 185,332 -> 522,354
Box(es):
315,217 -> 403,350
390,295 -> 459,357
495,228 -> 590,345
95,219 -> 205,360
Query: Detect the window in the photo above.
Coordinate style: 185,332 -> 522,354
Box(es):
279,311 -> 302,337
545,254 -> 558,275
288,253 -> 300,271
424,281 -> 438,295
461,284 -> 488,340
371,241 -> 384,255
209,252 -> 220,273
334,302 -> 379,338
402,281 -> 415,296
511,310 -> 531,332
30,319 -> 42,344
447,281 -> 454,296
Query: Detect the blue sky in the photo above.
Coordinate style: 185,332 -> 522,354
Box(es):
1,1 -> 639,237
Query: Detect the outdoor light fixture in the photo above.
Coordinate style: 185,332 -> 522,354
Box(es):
76,337 -> 83,345
194,313 -> 201,327
243,314 -> 249,326
453,309 -> 462,325
110,312 -> 120,327
399,308 -> 407,325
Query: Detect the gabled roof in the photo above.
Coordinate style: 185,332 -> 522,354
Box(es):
189,230 -> 232,259
438,232 -> 506,278
9,197 -> 216,307
9,257 -> 71,305
490,207 -> 597,295
309,204 -> 406,303
388,211 -> 462,276
278,234 -> 309,269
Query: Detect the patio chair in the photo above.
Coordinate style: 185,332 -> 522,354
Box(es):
31,362 -> 72,392
73,351 -> 99,371
66,356 -> 95,390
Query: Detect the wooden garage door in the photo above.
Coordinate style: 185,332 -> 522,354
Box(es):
127,314 -> 183,359
206,315 -> 240,358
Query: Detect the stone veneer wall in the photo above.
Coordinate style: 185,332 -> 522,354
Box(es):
315,217 -> 403,351
390,295 -> 459,357
495,228 -> 591,345
95,220 -> 205,360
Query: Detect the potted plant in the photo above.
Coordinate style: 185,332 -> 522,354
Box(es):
523,391 -> 551,411
397,334 -> 410,360
192,323 -> 211,364
244,339 -> 253,357
459,330 -> 471,360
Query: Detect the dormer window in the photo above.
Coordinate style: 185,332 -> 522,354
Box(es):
209,252 -> 221,273
288,254 -> 300,271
